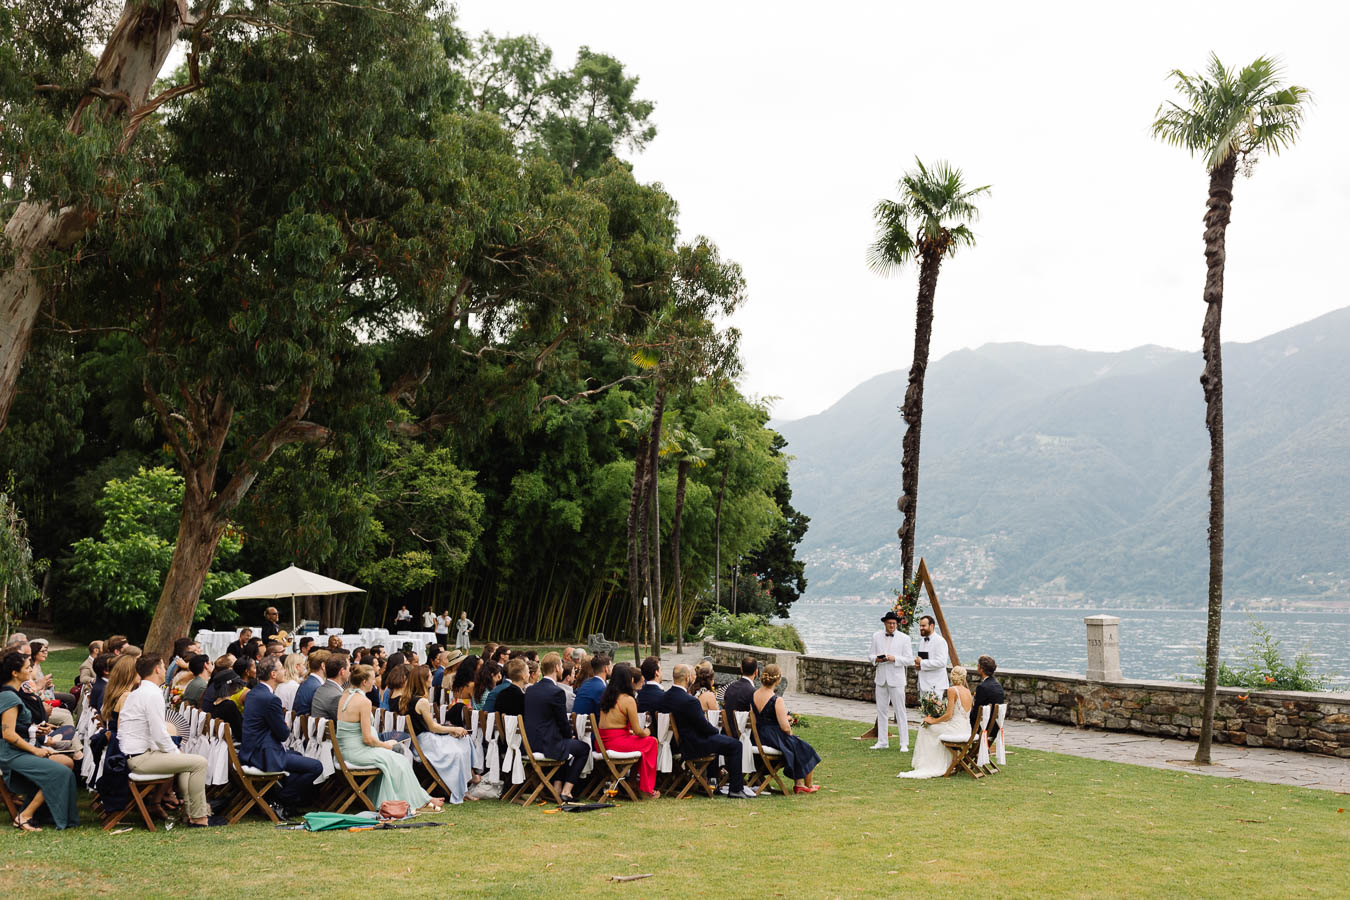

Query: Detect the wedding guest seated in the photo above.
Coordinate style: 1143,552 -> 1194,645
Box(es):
292,650 -> 329,715
494,659 -> 528,716
473,660 -> 502,709
636,657 -> 665,714
241,657 -> 323,818
658,664 -> 757,799
521,655 -> 590,803
202,658 -> 248,734
78,640 -> 103,692
1,651 -> 80,831
596,663 -> 659,799
166,637 -> 199,685
335,665 -> 440,811
310,653 -> 349,720
526,659 -> 540,685
265,640 -> 286,659
752,665 -> 820,794
28,641 -> 75,726
180,655 -> 212,708
121,654 -> 222,825
381,662 -> 409,711
691,661 -> 719,713
490,645 -> 511,666
479,642 -> 497,663
87,653 -> 114,715
970,655 -> 1006,740
572,652 -> 610,716
402,665 -> 476,803
558,661 -> 576,714
326,634 -> 343,652
274,653 -> 307,711
106,635 -> 128,657
721,657 -> 758,713
226,628 -> 254,659
298,636 -> 315,656
481,661 -> 511,713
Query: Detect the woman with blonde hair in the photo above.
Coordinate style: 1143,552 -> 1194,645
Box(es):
692,661 -> 719,713
274,653 -> 307,711
101,655 -> 141,724
752,664 -> 821,794
335,664 -> 439,811
898,665 -> 972,780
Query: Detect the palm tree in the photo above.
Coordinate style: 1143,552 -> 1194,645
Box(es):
666,427 -> 714,652
1152,55 -> 1309,765
868,159 -> 989,588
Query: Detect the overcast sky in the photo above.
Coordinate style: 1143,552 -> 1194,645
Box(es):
456,1 -> 1349,421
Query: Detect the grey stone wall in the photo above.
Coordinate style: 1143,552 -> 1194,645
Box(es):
704,640 -> 1350,758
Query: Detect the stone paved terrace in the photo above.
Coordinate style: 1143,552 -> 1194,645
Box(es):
663,644 -> 1350,794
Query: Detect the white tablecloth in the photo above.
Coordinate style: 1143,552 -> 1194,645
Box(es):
195,627 -> 259,660
359,628 -> 391,646
394,632 -> 436,652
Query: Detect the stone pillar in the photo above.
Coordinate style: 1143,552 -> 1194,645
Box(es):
1084,614 -> 1122,681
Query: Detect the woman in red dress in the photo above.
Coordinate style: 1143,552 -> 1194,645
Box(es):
595,664 -> 659,798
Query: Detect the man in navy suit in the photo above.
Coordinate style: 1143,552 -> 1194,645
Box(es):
571,652 -> 610,716
521,654 -> 590,802
636,656 -> 665,714
291,650 -> 328,715
659,664 -> 757,798
241,657 -> 322,816
721,657 -> 758,713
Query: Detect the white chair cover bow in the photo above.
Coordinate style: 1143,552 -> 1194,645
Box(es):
574,714 -> 596,777
994,704 -> 1007,765
303,717 -> 334,783
976,706 -> 992,767
203,721 -> 231,787
733,711 -> 755,771
654,713 -> 674,773
469,709 -> 486,770
501,716 -> 524,784
484,713 -> 501,782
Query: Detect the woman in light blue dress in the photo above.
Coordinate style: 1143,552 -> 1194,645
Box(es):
401,665 -> 477,803
454,612 -> 474,651
334,665 -> 437,811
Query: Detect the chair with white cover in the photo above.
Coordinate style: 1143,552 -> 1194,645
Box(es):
745,707 -> 790,795
665,715 -> 715,800
218,718 -> 284,823
941,706 -> 990,779
978,703 -> 1007,775
100,771 -> 174,832
512,714 -> 564,806
496,713 -> 528,802
324,718 -> 380,812
585,713 -> 641,801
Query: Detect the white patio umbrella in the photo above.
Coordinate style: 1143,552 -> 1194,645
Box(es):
216,564 -> 365,635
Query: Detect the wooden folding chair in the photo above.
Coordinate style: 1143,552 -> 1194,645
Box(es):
942,706 -> 990,779
0,766 -> 24,821
514,714 -> 565,806
495,712 -> 526,803
585,713 -> 641,801
219,720 -> 284,823
406,721 -> 453,801
325,719 -> 381,812
101,771 -> 174,832
666,717 -> 715,799
746,708 -> 790,795
981,704 -> 1007,776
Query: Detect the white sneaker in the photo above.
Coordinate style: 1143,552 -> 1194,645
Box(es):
900,746 -> 910,753
729,786 -> 760,799
869,742 -> 889,750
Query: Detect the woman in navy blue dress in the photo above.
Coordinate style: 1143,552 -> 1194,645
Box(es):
751,664 -> 820,794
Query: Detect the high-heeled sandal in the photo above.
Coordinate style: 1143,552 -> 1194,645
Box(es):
13,817 -> 42,832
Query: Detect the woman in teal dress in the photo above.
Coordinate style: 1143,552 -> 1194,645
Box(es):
1,652 -> 80,831
334,665 -> 439,812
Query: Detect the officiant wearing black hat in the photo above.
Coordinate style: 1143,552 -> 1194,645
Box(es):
868,610 -> 915,751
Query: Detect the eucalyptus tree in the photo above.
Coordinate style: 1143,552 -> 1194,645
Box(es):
868,159 -> 989,587
1152,55 -> 1309,764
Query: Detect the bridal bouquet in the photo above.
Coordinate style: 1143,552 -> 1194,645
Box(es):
918,691 -> 947,721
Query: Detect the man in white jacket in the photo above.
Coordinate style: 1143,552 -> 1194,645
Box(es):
914,615 -> 950,697
869,611 -> 914,751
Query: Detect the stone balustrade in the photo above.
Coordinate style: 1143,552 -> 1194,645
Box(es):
702,638 -> 1350,758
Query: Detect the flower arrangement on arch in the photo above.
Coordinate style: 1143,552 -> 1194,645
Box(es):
890,576 -> 922,633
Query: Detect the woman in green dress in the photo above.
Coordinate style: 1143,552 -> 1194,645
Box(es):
334,665 -> 439,812
1,652 -> 80,831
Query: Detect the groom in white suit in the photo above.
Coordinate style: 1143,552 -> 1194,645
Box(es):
914,615 -> 950,696
869,611 -> 914,751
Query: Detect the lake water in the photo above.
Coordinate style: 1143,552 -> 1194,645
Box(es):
782,603 -> 1350,689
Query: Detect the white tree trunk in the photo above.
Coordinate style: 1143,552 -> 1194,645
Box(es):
0,0 -> 190,430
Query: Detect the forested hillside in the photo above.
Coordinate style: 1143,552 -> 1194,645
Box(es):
779,307 -> 1350,606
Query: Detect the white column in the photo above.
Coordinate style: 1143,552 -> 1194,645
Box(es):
1084,614 -> 1122,681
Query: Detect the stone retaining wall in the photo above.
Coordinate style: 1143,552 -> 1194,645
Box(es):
703,640 -> 1350,757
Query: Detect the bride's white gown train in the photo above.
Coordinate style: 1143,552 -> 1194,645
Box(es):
897,696 -> 968,779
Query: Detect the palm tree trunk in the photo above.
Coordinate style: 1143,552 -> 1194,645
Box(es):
647,386 -> 666,656
1194,155 -> 1236,765
898,249 -> 944,587
626,434 -> 649,664
672,460 -> 691,652
713,457 -> 729,608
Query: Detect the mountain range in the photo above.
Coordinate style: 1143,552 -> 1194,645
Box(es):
774,306 -> 1350,607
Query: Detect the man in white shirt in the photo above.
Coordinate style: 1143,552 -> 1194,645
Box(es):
120,653 -> 220,826
394,605 -> 413,626
422,608 -> 436,630
869,611 -> 914,751
914,615 -> 951,697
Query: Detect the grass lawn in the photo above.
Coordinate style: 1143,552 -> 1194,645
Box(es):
0,711 -> 1345,898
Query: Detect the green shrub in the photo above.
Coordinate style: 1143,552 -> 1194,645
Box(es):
698,609 -> 806,653
1208,616 -> 1329,692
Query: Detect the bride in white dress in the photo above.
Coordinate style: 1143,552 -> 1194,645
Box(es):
897,666 -> 971,779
